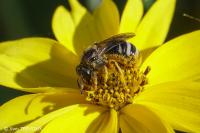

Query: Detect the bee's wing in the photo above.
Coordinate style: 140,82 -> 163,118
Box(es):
95,33 -> 135,55
98,33 -> 135,45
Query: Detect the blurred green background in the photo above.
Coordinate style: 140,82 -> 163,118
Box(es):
0,0 -> 199,104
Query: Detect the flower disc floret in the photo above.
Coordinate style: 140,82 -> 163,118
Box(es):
83,54 -> 150,110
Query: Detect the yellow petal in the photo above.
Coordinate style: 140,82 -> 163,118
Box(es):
0,90 -> 86,130
91,109 -> 118,133
119,0 -> 143,33
12,87 -> 75,93
141,30 -> 200,85
17,105 -> 83,132
40,105 -> 107,133
73,0 -> 119,54
120,104 -> 174,133
135,81 -> 200,132
0,38 -> 79,92
52,0 -> 88,54
52,6 -> 75,54
120,113 -> 149,133
15,104 -> 91,133
132,0 -> 176,50
68,0 -> 87,25
92,0 -> 119,40
17,107 -> 117,133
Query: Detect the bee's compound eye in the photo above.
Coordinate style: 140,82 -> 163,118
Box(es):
76,65 -> 92,82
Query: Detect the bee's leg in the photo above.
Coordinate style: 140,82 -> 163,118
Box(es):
139,66 -> 151,87
113,61 -> 126,86
144,66 -> 151,75
103,65 -> 108,83
77,78 -> 84,94
92,71 -> 98,90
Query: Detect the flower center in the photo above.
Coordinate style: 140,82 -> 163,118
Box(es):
82,54 -> 150,110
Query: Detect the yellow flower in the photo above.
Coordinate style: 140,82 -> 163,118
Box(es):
0,0 -> 200,133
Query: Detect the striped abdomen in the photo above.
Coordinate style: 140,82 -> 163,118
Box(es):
105,41 -> 137,56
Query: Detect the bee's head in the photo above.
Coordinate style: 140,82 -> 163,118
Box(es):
76,64 -> 92,83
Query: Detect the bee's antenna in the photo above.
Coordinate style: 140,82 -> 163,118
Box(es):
183,13 -> 200,22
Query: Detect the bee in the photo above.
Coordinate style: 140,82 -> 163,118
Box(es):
76,33 -> 138,92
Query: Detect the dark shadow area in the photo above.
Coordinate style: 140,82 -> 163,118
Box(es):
175,130 -> 186,133
140,46 -> 158,63
15,60 -> 77,88
15,43 -> 79,89
0,0 -> 70,41
166,0 -> 200,41
41,92 -> 87,114
0,85 -> 28,104
80,0 -> 101,13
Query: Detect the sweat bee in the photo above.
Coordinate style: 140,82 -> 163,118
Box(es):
76,33 -> 138,92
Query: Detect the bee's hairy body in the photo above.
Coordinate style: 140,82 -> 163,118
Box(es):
76,33 -> 138,92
